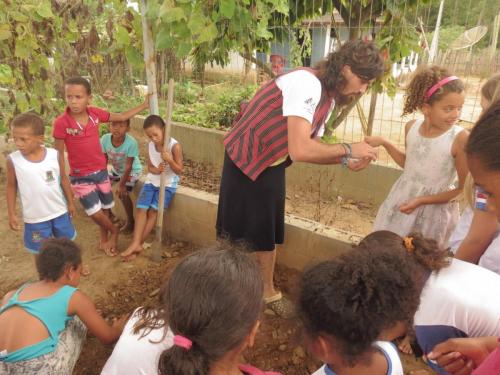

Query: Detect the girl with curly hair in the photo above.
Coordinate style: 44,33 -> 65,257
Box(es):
299,233 -> 423,375
366,66 -> 469,246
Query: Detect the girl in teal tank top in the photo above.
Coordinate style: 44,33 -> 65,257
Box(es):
0,238 -> 128,374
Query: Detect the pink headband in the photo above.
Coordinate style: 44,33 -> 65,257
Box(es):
425,76 -> 459,101
173,335 -> 192,350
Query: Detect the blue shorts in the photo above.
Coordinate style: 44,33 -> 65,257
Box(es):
137,183 -> 176,210
24,212 -> 76,254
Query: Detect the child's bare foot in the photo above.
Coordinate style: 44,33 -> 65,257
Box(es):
121,243 -> 143,262
99,240 -> 118,257
109,228 -> 119,253
397,335 -> 414,355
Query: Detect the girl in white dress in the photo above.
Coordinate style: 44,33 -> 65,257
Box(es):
366,66 -> 469,246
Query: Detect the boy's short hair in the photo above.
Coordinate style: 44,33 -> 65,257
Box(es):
65,76 -> 91,95
11,112 -> 45,136
112,119 -> 131,127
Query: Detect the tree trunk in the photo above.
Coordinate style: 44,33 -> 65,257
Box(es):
324,97 -> 359,137
367,92 -> 378,136
140,0 -> 159,115
348,26 -> 361,40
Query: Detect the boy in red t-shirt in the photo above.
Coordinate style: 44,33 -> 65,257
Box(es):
53,77 -> 149,256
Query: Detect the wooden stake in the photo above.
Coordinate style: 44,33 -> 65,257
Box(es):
152,79 -> 175,262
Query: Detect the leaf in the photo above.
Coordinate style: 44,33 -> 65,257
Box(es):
9,11 -> 29,22
273,0 -> 288,14
145,0 -> 161,19
0,24 -> 11,41
115,26 -> 131,46
173,21 -> 190,39
30,96 -> 42,113
0,64 -> 14,85
125,46 -> 144,68
68,19 -> 78,33
187,9 -> 206,35
36,1 -> 54,18
176,42 -> 192,58
196,23 -> 218,43
161,7 -> 186,23
155,30 -> 173,50
15,40 -> 31,59
16,93 -> 30,112
220,0 -> 235,18
255,20 -> 273,39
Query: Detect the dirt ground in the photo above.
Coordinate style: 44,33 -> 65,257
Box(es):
0,174 -> 429,374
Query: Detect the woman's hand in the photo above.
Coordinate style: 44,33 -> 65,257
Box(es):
347,157 -> 372,171
350,141 -> 378,161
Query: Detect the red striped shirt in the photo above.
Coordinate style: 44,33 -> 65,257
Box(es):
224,68 -> 334,181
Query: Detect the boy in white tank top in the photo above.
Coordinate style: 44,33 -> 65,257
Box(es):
6,113 -> 76,253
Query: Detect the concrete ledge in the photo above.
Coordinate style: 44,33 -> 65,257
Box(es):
115,183 -> 357,270
130,116 -> 402,205
167,186 -> 357,269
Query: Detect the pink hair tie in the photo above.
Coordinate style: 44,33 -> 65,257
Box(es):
425,76 -> 459,101
173,335 -> 192,350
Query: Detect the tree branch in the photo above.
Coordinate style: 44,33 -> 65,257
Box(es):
240,51 -> 275,77
331,0 -> 352,25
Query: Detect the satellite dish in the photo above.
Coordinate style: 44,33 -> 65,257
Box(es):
450,25 -> 488,50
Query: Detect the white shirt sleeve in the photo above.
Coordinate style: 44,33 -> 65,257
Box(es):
276,70 -> 322,124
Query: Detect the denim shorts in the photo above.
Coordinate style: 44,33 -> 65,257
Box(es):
136,183 -> 176,210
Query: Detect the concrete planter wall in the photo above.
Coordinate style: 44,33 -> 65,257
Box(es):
127,116 -> 402,269
131,116 -> 402,206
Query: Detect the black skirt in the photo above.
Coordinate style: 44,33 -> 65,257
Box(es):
216,152 -> 286,251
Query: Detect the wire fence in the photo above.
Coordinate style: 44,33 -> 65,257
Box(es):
101,0 -> 500,234
187,0 -> 499,169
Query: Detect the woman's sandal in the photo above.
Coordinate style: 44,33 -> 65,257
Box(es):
264,292 -> 295,319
